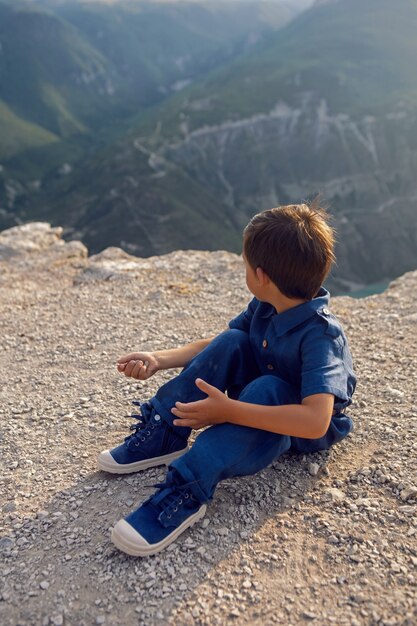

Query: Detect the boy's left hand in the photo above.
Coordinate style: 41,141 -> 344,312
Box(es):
172,379 -> 229,429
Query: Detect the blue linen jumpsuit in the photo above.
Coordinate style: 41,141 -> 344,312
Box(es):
148,288 -> 356,503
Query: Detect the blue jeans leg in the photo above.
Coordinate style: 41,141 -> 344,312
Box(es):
171,375 -> 351,503
171,375 -> 297,502
149,330 -> 260,439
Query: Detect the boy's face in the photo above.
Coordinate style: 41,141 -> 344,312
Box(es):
242,253 -> 261,297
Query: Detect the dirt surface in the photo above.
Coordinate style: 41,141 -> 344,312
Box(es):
0,223 -> 416,626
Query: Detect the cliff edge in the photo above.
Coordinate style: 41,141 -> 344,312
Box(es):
1,224 -> 416,626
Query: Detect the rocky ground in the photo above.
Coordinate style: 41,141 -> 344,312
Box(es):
0,223 -> 416,626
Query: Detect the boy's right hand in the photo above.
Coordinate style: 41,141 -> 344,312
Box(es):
117,352 -> 160,380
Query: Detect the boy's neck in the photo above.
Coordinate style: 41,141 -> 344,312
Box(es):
271,294 -> 308,314
260,288 -> 309,314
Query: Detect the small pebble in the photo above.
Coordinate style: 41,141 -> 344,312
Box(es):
308,463 -> 320,476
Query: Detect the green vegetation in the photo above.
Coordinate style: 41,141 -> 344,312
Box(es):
21,142 -> 244,255
0,0 -> 296,183
0,1 -> 111,136
0,99 -> 57,160
2,0 -> 417,291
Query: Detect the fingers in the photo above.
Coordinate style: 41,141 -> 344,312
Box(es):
195,377 -> 209,391
116,357 -> 157,380
117,353 -> 140,364
119,359 -> 145,378
195,378 -> 219,395
171,406 -> 201,418
131,360 -> 147,380
173,400 -> 204,413
122,359 -> 137,377
173,417 -> 208,430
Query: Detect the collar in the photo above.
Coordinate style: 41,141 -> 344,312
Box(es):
259,287 -> 330,337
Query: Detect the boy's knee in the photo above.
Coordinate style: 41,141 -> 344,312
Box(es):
239,375 -> 300,405
206,329 -> 252,360
217,328 -> 251,349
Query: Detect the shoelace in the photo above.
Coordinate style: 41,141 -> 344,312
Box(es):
124,401 -> 156,448
150,474 -> 194,520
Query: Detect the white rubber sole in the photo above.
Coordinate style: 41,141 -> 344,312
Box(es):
97,447 -> 189,474
111,504 -> 207,557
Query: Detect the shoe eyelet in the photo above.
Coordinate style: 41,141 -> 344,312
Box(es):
150,425 -> 155,430
178,499 -> 182,505
135,442 -> 140,447
184,493 -> 189,499
146,431 -> 151,436
140,436 -> 145,442
173,507 -> 178,512
167,514 -> 171,519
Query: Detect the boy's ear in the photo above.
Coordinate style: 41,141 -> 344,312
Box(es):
256,266 -> 270,285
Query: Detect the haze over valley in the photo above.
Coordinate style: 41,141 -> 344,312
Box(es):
1,0 -> 417,293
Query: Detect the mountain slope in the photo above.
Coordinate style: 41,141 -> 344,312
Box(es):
131,0 -> 417,140
55,0 -> 297,108
0,1 -> 113,137
4,0 -> 417,291
20,140 -> 244,255
0,0 -> 301,249
0,99 -> 57,160
0,0 -> 296,141
115,0 -> 417,289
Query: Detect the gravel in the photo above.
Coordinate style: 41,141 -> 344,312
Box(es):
0,223 -> 416,626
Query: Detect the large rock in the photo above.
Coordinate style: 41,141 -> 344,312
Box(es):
74,245 -> 241,284
0,222 -> 87,263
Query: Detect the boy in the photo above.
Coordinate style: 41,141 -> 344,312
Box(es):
98,203 -> 356,557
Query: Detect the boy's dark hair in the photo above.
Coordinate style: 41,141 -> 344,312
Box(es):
243,202 -> 335,300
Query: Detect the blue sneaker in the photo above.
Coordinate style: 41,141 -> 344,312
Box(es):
97,402 -> 188,474
111,472 -> 207,556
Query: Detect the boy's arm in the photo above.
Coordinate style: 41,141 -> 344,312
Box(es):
172,378 -> 334,439
117,335 -> 222,380
118,296 -> 256,380
153,337 -> 216,369
226,393 -> 334,439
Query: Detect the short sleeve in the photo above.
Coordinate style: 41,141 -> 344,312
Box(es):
228,298 -> 258,333
301,329 -> 353,410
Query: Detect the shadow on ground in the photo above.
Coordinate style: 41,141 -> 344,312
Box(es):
1,441 -> 335,626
